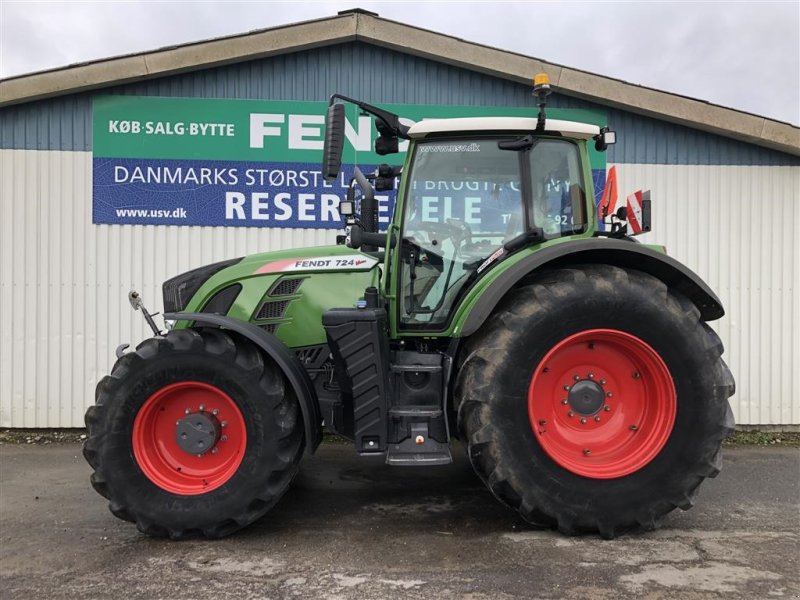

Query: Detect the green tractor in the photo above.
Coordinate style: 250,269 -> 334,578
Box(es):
84,75 -> 734,539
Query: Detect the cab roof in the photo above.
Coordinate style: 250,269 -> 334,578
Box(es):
407,117 -> 600,139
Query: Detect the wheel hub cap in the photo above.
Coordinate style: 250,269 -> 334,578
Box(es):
175,411 -> 220,455
568,380 -> 605,415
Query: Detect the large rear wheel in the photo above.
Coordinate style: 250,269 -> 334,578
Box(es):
83,328 -> 304,539
456,265 -> 734,538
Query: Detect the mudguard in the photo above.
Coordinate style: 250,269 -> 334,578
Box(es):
460,238 -> 724,337
164,312 -> 322,454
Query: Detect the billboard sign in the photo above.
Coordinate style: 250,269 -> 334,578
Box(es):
92,96 -> 606,228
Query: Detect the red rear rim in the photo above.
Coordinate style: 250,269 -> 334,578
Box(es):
132,381 -> 247,495
528,329 -> 676,479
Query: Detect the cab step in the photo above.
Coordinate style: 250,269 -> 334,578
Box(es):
388,405 -> 443,418
385,422 -> 452,466
386,451 -> 453,466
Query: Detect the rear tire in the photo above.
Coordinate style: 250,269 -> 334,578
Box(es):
83,328 -> 304,539
456,265 -> 734,538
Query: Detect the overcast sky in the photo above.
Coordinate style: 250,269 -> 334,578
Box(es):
1,1 -> 798,125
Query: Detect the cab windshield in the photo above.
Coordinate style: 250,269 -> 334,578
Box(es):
399,136 -> 586,327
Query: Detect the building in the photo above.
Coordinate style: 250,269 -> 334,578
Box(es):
1,9 -> 798,428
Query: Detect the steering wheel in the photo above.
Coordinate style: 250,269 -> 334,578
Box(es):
444,218 -> 472,248
407,219 -> 466,251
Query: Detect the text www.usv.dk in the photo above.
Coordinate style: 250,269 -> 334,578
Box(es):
115,208 -> 188,218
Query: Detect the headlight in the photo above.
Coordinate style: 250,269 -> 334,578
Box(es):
162,258 -> 241,313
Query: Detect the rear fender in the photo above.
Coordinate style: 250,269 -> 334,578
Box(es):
164,312 -> 322,454
460,238 -> 724,337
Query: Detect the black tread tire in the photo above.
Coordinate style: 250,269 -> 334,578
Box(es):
455,264 -> 735,538
83,328 -> 304,539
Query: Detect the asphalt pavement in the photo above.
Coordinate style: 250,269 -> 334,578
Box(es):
1,441 -> 798,599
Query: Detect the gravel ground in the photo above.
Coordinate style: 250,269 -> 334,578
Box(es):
1,440 -> 798,599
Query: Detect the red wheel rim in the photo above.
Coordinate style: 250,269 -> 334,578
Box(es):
132,381 -> 247,495
528,329 -> 676,479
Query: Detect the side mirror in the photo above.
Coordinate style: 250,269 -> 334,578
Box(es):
375,134 -> 399,155
374,164 -> 401,192
594,127 -> 616,152
322,103 -> 345,181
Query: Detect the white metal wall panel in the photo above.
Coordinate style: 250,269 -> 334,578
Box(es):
1,150 -> 798,426
612,162 -> 799,426
0,149 -> 334,428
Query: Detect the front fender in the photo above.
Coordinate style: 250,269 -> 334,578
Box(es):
459,238 -> 724,337
164,312 -> 322,454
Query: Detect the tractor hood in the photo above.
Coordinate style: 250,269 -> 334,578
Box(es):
168,245 -> 382,348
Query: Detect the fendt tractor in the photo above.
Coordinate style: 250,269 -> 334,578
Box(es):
84,74 -> 734,539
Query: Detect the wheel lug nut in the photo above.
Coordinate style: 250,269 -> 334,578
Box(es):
588,373 -> 594,379
221,421 -> 228,428
199,404 -> 206,412
630,424 -> 638,431
594,416 -> 601,422
176,420 -> 181,425
573,374 -> 580,381
632,372 -> 641,379
580,418 -> 587,424
185,408 -> 191,415
211,447 -> 219,454
561,399 -> 568,405
568,411 -> 574,417
604,405 -> 611,412
212,409 -> 219,416
220,435 -> 228,442
196,453 -> 203,458
539,420 -> 547,426
563,385 -> 570,391
543,367 -> 550,373
606,392 -> 613,398
600,379 -> 606,385
583,448 -> 591,455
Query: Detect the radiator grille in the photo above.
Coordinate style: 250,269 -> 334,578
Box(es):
255,300 -> 290,320
270,278 -> 303,296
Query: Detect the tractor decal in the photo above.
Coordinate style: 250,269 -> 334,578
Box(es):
255,255 -> 378,274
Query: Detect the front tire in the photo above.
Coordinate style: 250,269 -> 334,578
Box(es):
83,328 -> 304,539
456,265 -> 734,538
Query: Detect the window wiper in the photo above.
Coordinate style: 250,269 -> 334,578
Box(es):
498,134 -> 537,151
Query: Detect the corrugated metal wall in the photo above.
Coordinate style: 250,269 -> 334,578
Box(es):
2,43 -> 796,167
1,41 -> 798,427
0,150 -> 334,427
1,149 -> 797,427
613,163 -> 799,426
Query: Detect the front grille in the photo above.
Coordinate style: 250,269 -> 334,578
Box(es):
270,278 -> 304,297
256,300 -> 290,320
201,284 -> 241,315
162,257 -> 241,313
259,323 -> 279,335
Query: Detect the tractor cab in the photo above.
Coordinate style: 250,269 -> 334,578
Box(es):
322,78 -> 613,333
397,118 -> 596,328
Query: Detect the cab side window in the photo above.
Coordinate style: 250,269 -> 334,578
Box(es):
530,140 -> 586,237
